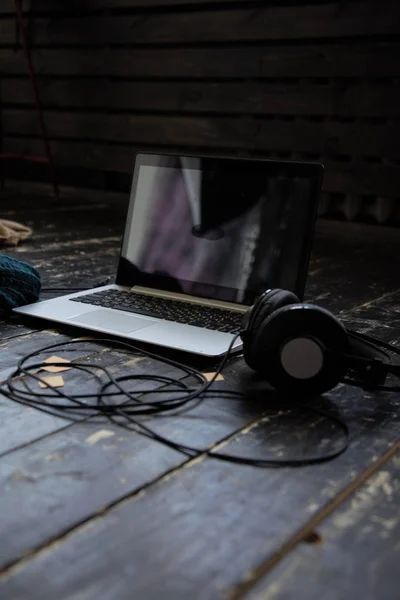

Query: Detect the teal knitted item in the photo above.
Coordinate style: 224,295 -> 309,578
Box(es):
0,255 -> 41,314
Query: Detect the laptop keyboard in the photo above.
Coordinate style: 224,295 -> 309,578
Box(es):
70,290 -> 244,334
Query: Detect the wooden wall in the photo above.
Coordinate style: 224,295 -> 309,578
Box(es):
1,0 -> 400,223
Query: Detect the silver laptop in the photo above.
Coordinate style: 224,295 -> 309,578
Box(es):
14,153 -> 323,356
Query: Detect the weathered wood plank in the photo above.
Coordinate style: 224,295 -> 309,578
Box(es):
2,43 -> 400,78
0,419 -> 181,567
1,109 -> 252,148
0,331 -> 76,381
0,371 -> 277,570
5,78 -> 400,118
3,188 -> 400,318
2,241 -> 119,289
0,324 -> 193,459
1,299 -> 397,576
0,316 -> 37,343
1,0 -> 249,12
0,181 -> 128,208
0,189 -> 399,599
2,238 -> 121,292
3,110 -> 400,157
2,199 -> 124,288
322,163 -> 400,200
307,220 -> 400,312
0,366 -> 398,598
0,343 -> 209,568
3,200 -> 400,347
0,387 -> 70,452
4,134 -> 400,201
0,331 -> 108,456
338,285 -> 400,345
3,136 -> 230,174
0,191 -> 124,294
255,119 -> 400,159
243,451 -> 400,600
4,187 -> 400,317
1,3 -> 400,46
0,276 -> 269,568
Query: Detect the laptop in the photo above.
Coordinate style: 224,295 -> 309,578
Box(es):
14,152 -> 323,356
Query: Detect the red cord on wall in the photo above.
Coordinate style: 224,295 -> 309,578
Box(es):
0,0 -> 59,197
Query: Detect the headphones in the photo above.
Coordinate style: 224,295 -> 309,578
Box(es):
241,289 -> 400,397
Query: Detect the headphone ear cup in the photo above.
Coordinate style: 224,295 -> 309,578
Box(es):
249,304 -> 350,397
243,289 -> 300,370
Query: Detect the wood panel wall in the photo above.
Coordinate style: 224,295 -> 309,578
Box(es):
1,0 -> 400,223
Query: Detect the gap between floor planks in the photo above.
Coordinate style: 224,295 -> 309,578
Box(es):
0,406 -> 279,576
224,441 -> 400,600
0,334 -> 144,458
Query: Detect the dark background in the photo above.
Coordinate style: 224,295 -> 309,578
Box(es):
1,0 -> 400,225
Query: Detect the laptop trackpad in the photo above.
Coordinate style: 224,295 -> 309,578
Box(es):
69,309 -> 158,333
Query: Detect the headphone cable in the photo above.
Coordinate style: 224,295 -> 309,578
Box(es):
1,335 -> 350,467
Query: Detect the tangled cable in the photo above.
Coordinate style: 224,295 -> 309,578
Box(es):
1,335 -> 350,467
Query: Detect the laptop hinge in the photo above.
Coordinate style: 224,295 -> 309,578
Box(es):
128,286 -> 248,313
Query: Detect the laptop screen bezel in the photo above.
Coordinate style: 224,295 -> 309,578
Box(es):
116,151 -> 324,304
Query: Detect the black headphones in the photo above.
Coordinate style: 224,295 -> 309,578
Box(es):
241,289 -> 400,397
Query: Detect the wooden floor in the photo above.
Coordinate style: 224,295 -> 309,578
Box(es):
0,186 -> 399,600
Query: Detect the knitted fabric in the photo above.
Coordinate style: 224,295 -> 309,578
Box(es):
0,255 -> 41,314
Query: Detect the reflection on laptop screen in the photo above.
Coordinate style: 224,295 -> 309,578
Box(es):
119,154 -> 322,304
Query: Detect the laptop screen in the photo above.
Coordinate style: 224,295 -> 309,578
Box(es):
118,153 -> 323,305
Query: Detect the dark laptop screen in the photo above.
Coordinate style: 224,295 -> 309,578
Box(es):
118,153 -> 323,305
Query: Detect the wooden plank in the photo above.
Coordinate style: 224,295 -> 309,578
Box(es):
255,120 -> 400,159
0,317 -> 37,343
0,331 -> 108,456
3,110 -> 400,157
0,191 -> 399,598
1,109 -> 254,148
0,0 -> 248,13
0,390 -> 70,458
0,419 -> 182,570
0,327 -> 191,458
243,451 -> 400,600
0,188 -> 126,293
7,239 -> 120,289
2,193 -> 125,288
5,136 -> 400,200
338,280 -> 400,342
0,190 -> 125,337
4,184 -> 400,317
322,163 -> 400,199
0,186 -> 399,589
0,316 -> 398,599
306,267 -> 400,315
4,78 -> 400,118
3,136 -> 205,173
307,220 -> 400,312
2,43 -> 400,78
292,219 -> 400,315
0,292 -> 266,568
1,3 -> 400,46
0,370 -> 273,570
0,331 -> 77,382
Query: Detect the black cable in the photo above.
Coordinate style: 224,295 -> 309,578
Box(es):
102,399 -> 350,467
1,335 -> 351,467
333,328 -> 400,391
347,328 -> 400,356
